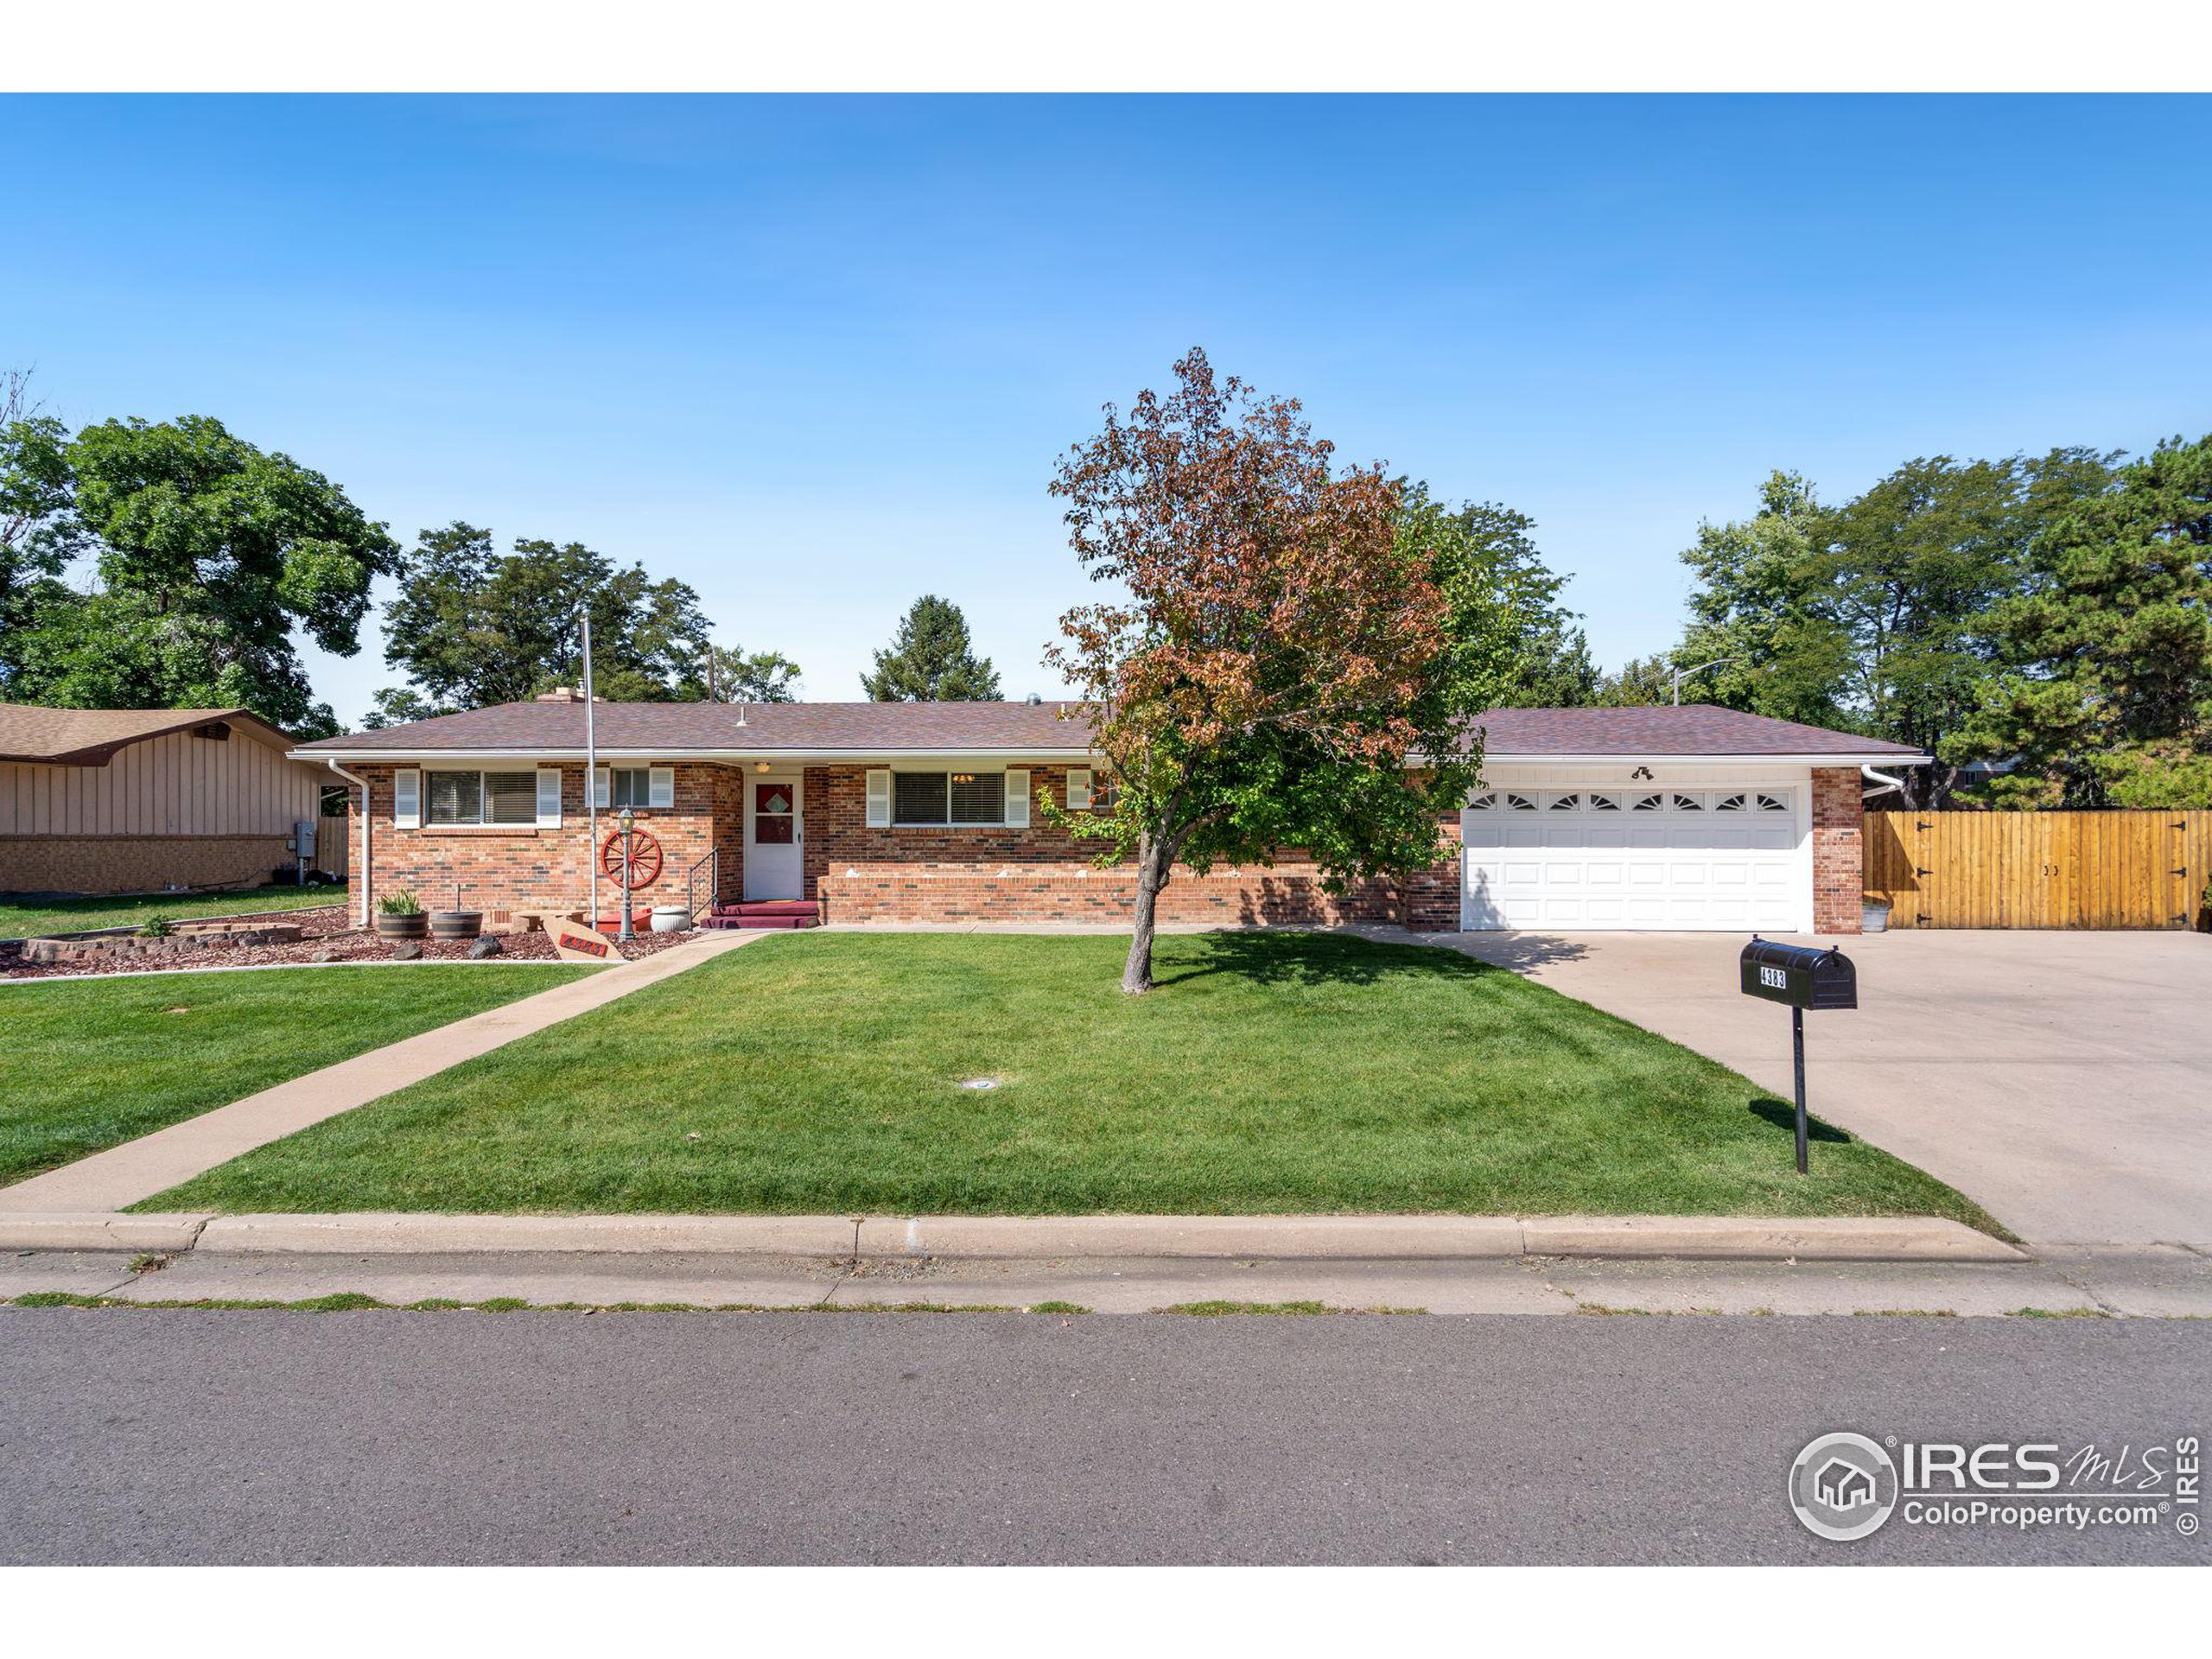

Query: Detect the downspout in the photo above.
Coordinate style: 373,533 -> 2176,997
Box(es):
327,759 -> 372,928
1861,764 -> 1906,799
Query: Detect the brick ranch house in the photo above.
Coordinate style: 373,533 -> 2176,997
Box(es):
295,696 -> 1921,935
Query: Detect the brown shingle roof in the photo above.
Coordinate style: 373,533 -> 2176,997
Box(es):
0,704 -> 296,766
1468,704 -> 1923,758
296,696 -> 1920,761
297,699 -> 1095,755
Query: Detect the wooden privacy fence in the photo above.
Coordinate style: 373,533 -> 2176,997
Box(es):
1865,810 -> 2212,930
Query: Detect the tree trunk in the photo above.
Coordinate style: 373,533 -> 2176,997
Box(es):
1122,836 -> 1171,994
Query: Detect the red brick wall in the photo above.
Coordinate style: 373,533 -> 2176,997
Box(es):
342,758 -> 1461,930
817,863 -> 1404,926
345,762 -> 738,915
1811,766 -> 1864,934
803,763 -> 1097,899
806,763 -> 1447,928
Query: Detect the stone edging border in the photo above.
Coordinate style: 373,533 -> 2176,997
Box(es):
0,1211 -> 2027,1262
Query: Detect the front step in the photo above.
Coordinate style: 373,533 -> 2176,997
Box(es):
705,900 -> 821,930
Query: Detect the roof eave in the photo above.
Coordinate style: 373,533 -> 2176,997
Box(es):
290,745 -> 1101,765
1414,749 -> 1931,767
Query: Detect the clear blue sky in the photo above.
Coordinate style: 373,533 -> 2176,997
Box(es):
6,94 -> 2207,727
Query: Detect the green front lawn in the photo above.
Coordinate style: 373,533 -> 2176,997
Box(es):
0,964 -> 594,1185
0,885 -> 348,940
149,933 -> 1998,1229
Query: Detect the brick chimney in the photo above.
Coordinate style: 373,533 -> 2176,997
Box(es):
536,686 -> 583,702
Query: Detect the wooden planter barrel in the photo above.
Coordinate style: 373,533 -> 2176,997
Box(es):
429,911 -> 484,943
375,913 -> 429,942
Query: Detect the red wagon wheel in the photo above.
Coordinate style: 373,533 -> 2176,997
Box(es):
601,829 -> 664,888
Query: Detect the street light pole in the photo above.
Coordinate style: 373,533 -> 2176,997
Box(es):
582,611 -> 599,932
1671,658 -> 1737,705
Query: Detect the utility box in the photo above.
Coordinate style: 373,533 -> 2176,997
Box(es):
1739,938 -> 1856,1011
289,817 -> 317,861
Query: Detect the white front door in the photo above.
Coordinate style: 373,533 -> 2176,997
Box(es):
1460,784 -> 1805,931
743,773 -> 804,900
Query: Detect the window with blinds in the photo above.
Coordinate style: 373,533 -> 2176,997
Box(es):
893,771 -> 1009,826
426,770 -> 538,825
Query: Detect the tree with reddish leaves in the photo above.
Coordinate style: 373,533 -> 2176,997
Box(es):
1047,349 -> 1495,993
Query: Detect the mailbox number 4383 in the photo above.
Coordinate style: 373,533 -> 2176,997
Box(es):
1758,965 -> 1789,990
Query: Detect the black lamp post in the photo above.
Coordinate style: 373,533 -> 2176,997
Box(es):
615,804 -> 636,942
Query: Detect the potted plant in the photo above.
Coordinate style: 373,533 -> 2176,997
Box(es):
649,904 -> 691,933
1861,894 -> 1892,934
375,891 -> 429,941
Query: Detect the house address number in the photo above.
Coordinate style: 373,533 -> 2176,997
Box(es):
1758,965 -> 1789,990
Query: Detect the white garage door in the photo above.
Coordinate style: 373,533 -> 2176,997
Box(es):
1460,785 -> 1803,931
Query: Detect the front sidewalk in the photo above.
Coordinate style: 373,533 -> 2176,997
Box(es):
10,1239 -> 2206,1317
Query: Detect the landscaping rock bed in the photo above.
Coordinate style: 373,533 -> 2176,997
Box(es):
3,903 -> 697,980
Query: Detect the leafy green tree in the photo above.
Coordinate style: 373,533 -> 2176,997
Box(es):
861,594 -> 1001,700
5,413 -> 397,735
1677,454 -> 2112,803
1592,653 -> 1678,707
1046,350 -> 1504,992
1675,471 -> 1847,727
0,372 -> 81,664
1955,433 -> 2212,807
702,643 -> 803,703
370,523 -> 713,722
1402,487 -> 1599,709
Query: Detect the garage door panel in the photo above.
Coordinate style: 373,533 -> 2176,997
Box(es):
1462,785 -> 1804,931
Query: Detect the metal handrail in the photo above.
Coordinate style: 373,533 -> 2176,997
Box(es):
685,846 -> 720,921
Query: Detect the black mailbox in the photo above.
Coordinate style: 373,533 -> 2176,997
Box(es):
1739,938 -> 1856,1011
1739,937 -> 1857,1175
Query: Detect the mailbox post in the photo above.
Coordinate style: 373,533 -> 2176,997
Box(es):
1738,938 -> 1857,1173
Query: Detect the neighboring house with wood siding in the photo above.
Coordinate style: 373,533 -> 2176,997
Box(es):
0,705 -> 334,896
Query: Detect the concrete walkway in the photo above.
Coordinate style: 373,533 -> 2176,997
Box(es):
1430,929 -> 2212,1249
0,928 -> 766,1214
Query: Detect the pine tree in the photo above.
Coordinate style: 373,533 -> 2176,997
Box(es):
861,594 -> 1002,700
1956,434 -> 2212,807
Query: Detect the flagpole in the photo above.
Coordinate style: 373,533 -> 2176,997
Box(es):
582,611 -> 599,931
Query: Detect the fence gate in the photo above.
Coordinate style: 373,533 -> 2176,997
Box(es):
1865,810 -> 2212,929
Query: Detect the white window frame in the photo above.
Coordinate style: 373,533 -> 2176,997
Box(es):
593,766 -> 676,810
884,768 -> 1029,829
423,767 -> 543,827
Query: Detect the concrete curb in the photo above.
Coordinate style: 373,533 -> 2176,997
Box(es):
857,1214 -> 1527,1258
0,1212 -> 213,1251
1518,1214 -> 2027,1262
194,1213 -> 859,1255
0,1211 -> 2025,1262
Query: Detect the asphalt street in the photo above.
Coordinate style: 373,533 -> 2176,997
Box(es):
2,1307 -> 2203,1565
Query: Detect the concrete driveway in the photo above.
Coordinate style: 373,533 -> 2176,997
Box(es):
1439,930 -> 2212,1249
